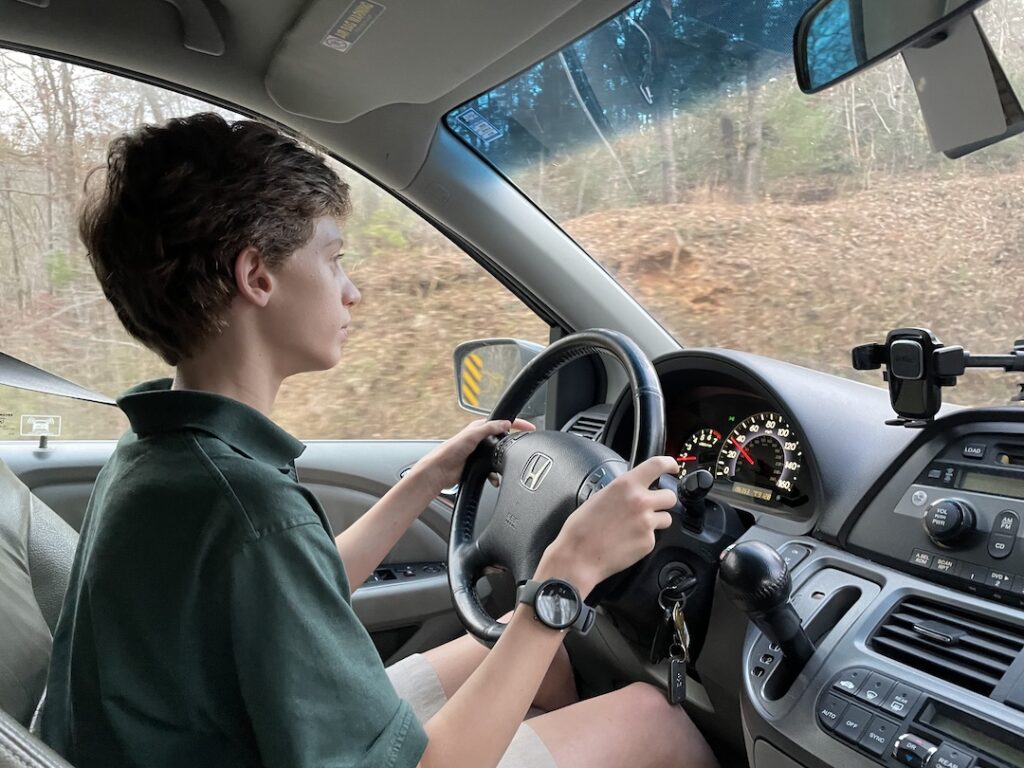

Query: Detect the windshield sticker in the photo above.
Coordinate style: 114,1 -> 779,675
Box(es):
20,414 -> 61,438
457,109 -> 503,143
0,411 -> 14,438
321,0 -> 385,53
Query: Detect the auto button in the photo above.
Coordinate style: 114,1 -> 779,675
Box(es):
816,693 -> 847,731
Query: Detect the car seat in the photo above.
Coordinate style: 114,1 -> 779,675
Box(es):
0,459 -> 77,767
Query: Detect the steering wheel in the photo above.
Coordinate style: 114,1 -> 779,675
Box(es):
448,329 -> 667,643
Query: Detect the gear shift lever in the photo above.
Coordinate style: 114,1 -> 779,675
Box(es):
719,541 -> 815,668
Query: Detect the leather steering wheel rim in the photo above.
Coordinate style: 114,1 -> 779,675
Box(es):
447,328 -> 666,643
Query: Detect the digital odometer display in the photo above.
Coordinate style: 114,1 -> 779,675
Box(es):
716,411 -> 802,502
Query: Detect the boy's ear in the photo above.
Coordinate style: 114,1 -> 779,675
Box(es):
234,246 -> 273,307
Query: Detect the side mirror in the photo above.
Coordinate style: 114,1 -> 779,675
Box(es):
794,0 -> 985,93
453,338 -> 545,418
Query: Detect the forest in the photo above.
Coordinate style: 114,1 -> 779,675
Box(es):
2,0 -> 1023,440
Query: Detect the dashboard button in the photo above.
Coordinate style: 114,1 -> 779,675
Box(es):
832,668 -> 869,696
930,556 -> 959,575
994,510 -> 1020,537
933,744 -> 976,768
986,570 -> 1014,592
880,683 -> 921,718
894,734 -> 939,768
960,563 -> 989,588
912,490 -> 930,507
909,549 -> 933,568
858,716 -> 900,758
855,672 -> 895,707
962,443 -> 987,460
834,704 -> 873,743
988,533 -> 1015,560
816,693 -> 847,731
778,544 -> 810,571
1012,576 -> 1024,599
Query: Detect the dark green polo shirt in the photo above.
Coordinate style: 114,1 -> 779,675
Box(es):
41,379 -> 427,768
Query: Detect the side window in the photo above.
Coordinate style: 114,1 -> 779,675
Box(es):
0,51 -> 548,441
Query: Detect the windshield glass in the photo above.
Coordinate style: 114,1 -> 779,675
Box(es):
447,0 -> 1024,408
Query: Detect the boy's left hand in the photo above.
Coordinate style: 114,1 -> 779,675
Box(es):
414,418 -> 536,494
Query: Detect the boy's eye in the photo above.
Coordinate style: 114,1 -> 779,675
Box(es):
333,252 -> 345,263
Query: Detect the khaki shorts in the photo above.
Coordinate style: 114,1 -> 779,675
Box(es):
386,653 -> 558,768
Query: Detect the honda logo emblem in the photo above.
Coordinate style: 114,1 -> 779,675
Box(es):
521,452 -> 553,491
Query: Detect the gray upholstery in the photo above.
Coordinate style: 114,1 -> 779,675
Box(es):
0,460 -> 78,730
0,707 -> 72,768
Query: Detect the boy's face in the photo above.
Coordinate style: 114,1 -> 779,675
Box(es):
263,215 -> 361,376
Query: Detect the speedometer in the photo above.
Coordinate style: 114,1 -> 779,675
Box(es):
716,412 -> 802,502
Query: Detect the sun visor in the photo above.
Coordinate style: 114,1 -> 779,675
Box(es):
265,0 -> 581,123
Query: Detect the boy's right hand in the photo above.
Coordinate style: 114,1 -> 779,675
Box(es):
535,456 -> 679,598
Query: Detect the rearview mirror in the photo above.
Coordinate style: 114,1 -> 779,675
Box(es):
453,338 -> 545,418
794,0 -> 986,93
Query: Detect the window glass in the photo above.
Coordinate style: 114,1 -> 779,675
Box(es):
447,0 -> 1024,409
0,52 -> 547,440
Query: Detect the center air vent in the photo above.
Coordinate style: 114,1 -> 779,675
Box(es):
564,407 -> 610,442
870,596 -> 1024,696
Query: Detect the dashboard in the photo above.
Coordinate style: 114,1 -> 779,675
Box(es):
586,348 -> 1024,768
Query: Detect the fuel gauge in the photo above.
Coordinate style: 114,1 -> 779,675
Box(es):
677,428 -> 723,478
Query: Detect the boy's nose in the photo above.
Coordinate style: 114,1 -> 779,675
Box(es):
343,280 -> 361,307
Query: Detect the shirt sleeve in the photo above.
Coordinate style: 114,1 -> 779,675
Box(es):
227,521 -> 427,768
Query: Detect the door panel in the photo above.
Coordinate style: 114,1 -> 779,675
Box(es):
0,437 -> 478,662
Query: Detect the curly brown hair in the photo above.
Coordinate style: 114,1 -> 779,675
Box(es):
80,112 -> 351,365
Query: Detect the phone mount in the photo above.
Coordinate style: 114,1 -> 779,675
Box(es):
852,328 -> 1024,427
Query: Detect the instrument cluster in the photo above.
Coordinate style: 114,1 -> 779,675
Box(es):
669,390 -> 807,508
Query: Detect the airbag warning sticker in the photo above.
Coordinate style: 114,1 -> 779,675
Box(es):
322,0 -> 385,53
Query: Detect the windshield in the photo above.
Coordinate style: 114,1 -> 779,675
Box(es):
447,0 -> 1024,408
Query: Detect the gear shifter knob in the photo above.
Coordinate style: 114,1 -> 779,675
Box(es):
719,541 -> 814,667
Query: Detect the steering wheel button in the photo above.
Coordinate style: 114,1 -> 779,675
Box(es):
816,693 -> 847,731
834,703 -> 873,743
858,716 -> 900,758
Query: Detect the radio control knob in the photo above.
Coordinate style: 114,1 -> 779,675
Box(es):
924,499 -> 976,545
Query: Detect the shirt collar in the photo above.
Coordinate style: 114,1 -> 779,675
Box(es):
118,379 -> 306,469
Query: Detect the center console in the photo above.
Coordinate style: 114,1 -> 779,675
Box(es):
713,423 -> 1024,768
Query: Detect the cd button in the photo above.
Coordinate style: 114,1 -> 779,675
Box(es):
987,533 -> 1015,560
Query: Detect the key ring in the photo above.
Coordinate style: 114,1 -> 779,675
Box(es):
657,585 -> 687,613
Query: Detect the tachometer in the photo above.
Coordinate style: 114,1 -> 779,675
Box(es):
716,412 -> 802,502
677,428 -> 723,478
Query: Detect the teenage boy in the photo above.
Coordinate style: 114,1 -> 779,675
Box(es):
41,113 -> 718,768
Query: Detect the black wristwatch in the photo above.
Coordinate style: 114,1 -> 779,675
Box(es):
516,578 -> 596,634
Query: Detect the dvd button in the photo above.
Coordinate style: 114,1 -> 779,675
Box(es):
985,570 -> 1014,592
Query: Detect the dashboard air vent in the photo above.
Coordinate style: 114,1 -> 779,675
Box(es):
869,596 -> 1024,696
564,408 -> 610,442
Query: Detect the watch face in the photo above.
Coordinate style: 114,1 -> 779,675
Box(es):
535,581 -> 581,629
